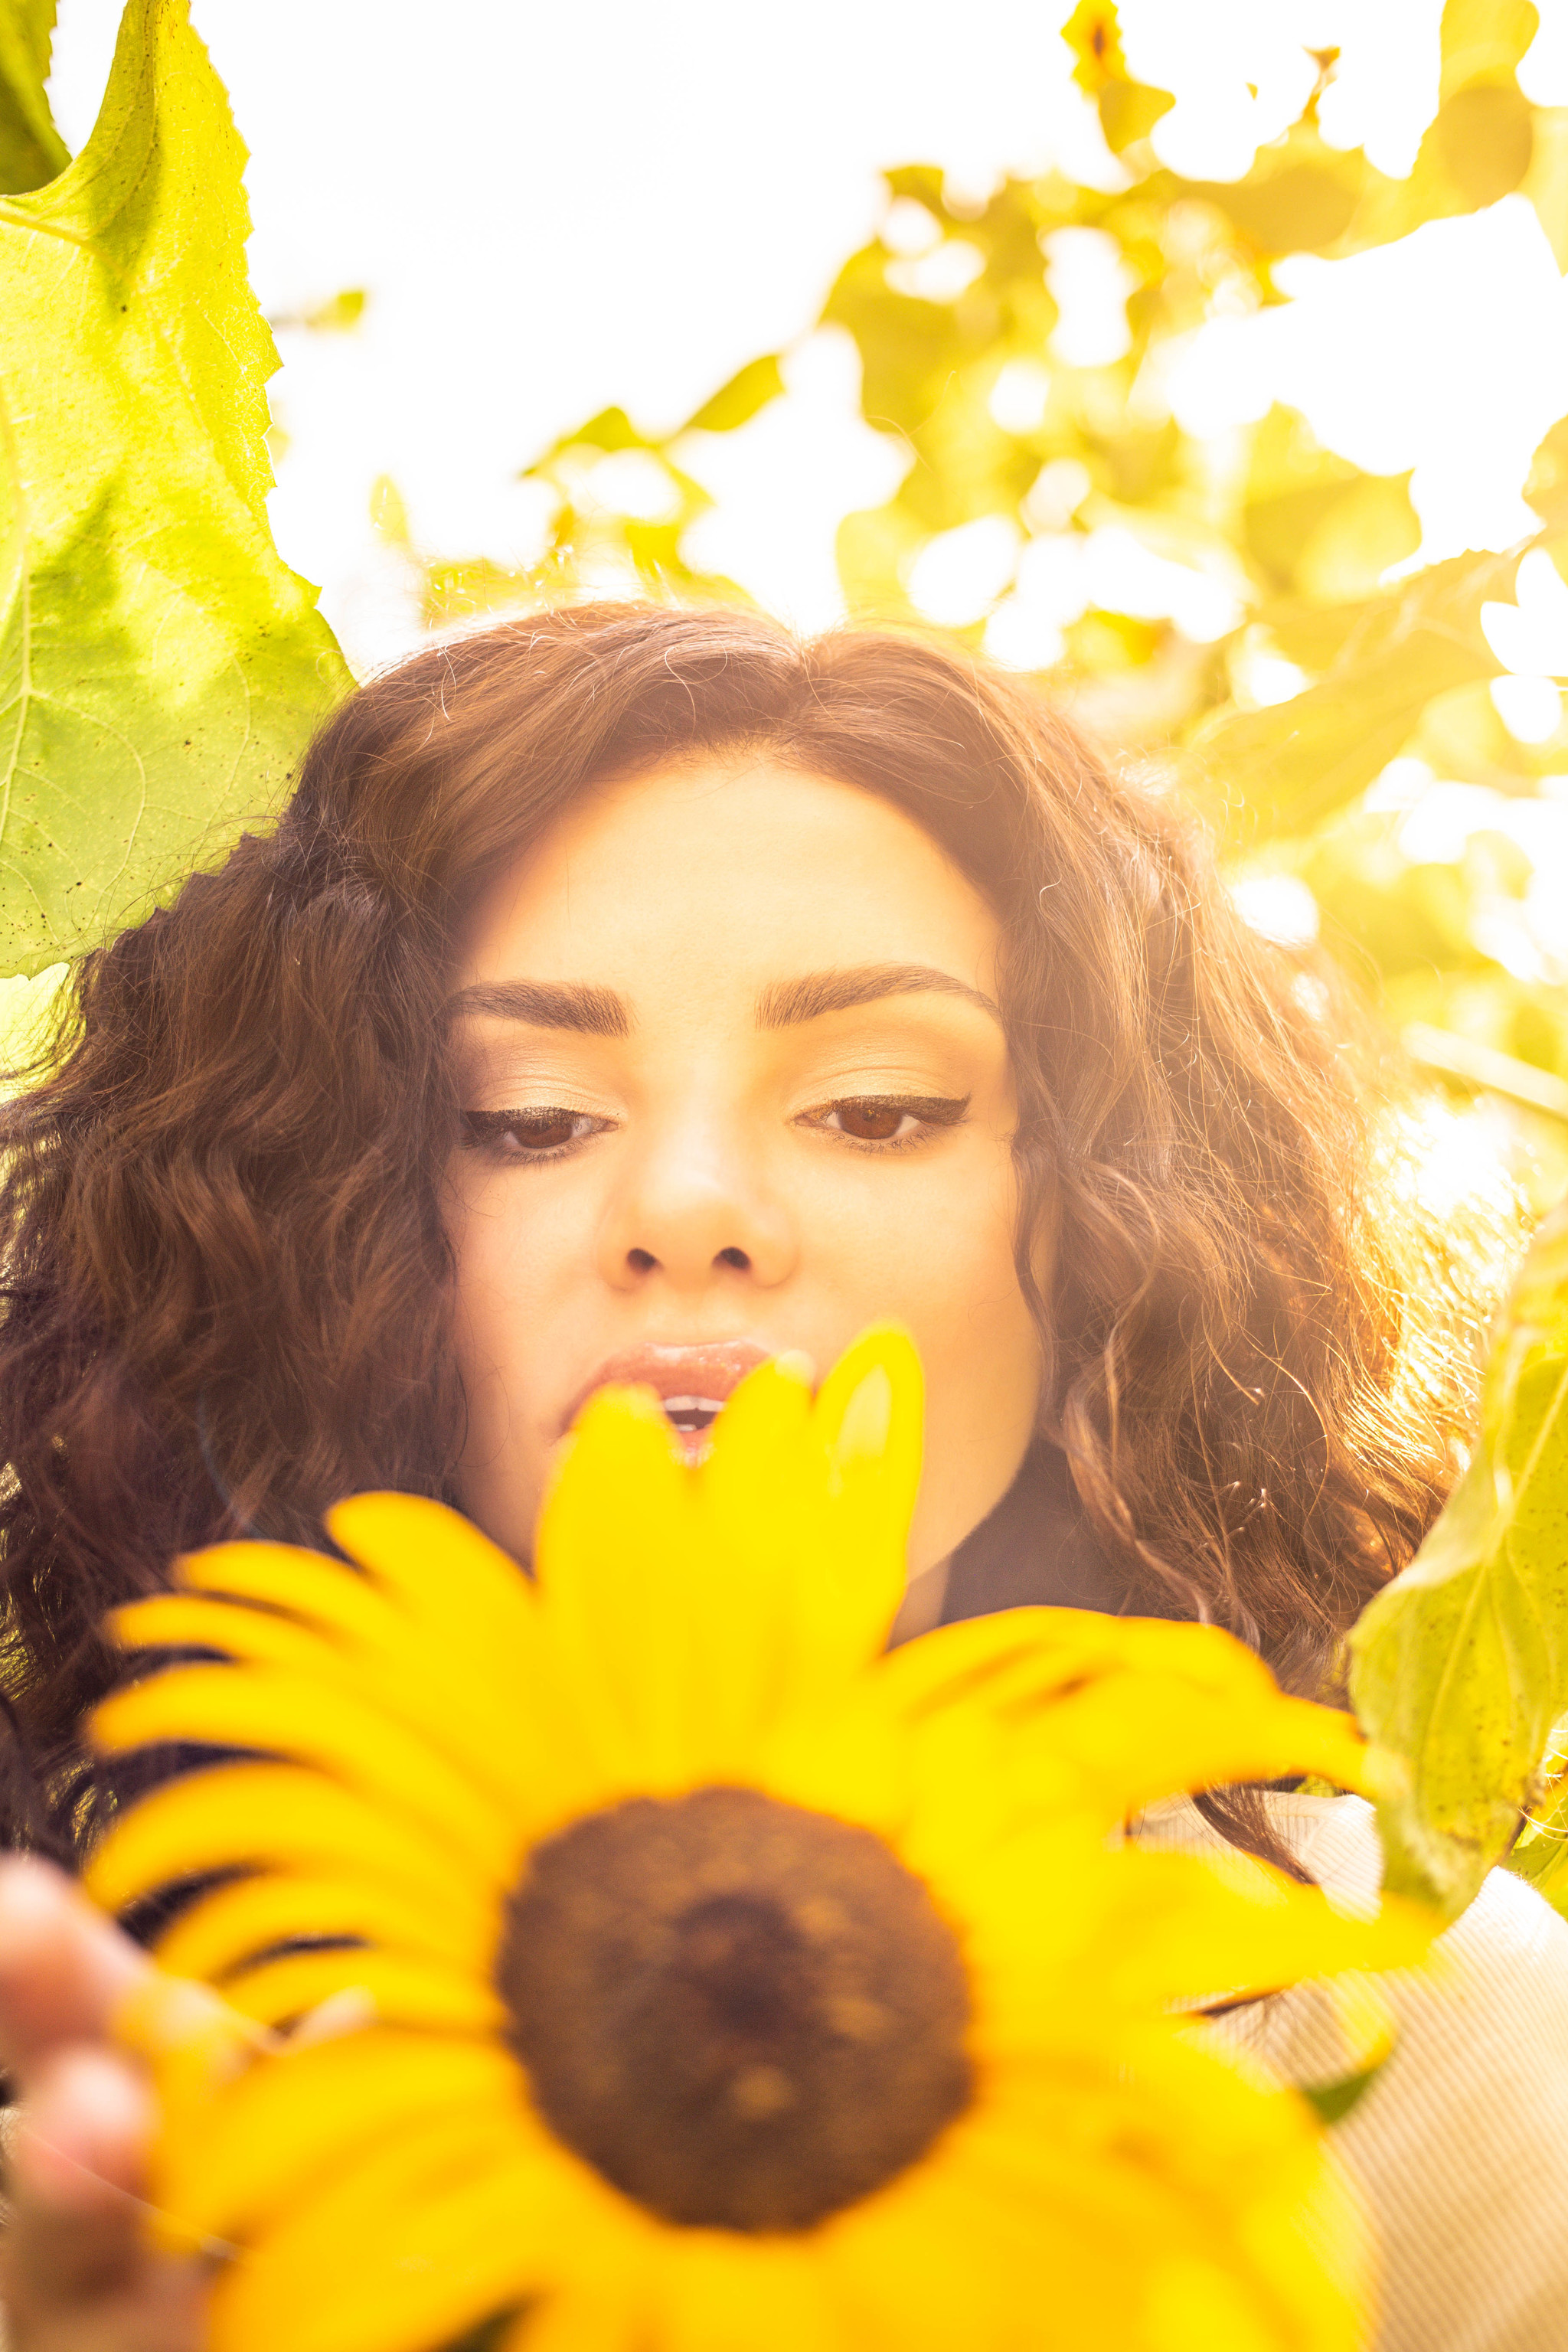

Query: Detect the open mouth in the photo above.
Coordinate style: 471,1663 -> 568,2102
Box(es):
562,1343 -> 779,1454
660,1396 -> 727,1439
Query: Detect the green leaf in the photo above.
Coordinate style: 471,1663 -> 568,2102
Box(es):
1292,475 -> 1421,605
684,354 -> 784,434
1302,2062 -> 1385,2127
1434,81 -> 1534,207
557,404 -> 644,456
1098,80 -> 1174,157
1062,0 -> 1173,158
0,0 -> 351,975
268,284 -> 368,334
1197,156 -> 1361,258
1063,0 -> 1129,95
1192,541 -> 1524,839
1436,0 -> 1539,103
0,0 -> 67,194
1505,1763 -> 1568,1918
1348,1198 -> 1568,1917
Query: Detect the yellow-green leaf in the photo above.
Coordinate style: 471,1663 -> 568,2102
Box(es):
1507,1763 -> 1568,1919
1063,0 -> 1128,96
685,354 -> 784,434
1436,0 -> 1539,102
0,0 -> 352,975
1192,540 -> 1524,838
0,0 -> 67,194
1349,1199 -> 1568,1916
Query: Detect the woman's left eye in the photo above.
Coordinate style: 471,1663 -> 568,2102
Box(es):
802,1095 -> 970,1148
460,1108 -> 610,1158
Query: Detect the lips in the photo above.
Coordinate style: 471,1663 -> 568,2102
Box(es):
562,1341 -> 777,1459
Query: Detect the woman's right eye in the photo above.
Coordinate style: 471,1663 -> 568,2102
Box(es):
461,1108 -> 609,1158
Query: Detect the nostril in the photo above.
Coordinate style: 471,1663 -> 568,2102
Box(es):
717,1246 -> 751,1271
628,1248 -> 657,1273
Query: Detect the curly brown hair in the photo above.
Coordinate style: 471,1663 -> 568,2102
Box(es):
0,603 -> 1481,1864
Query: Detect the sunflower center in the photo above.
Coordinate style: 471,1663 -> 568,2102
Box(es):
497,1785 -> 972,2233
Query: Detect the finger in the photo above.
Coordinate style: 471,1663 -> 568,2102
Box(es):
0,1859 -> 147,2080
5,2048 -> 150,2305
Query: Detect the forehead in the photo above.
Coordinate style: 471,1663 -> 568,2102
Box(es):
459,754 -> 1001,989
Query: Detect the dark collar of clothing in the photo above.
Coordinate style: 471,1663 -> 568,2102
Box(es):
939,1440 -> 1158,1625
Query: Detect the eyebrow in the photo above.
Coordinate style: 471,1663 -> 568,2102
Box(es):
755,964 -> 1004,1031
447,979 -> 629,1037
448,962 -> 1003,1038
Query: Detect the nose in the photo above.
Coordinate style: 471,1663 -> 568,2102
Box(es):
595,1113 -> 797,1295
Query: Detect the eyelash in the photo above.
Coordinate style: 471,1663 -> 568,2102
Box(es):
801,1094 -> 971,1152
459,1095 -> 971,1165
460,1109 -> 609,1163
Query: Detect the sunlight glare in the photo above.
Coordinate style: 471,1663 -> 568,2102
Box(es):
1043,228 -> 1137,368
1481,547 -> 1568,679
1230,874 -> 1320,947
906,514 -> 1021,625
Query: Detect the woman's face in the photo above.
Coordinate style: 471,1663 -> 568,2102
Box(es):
445,754 -> 1045,1579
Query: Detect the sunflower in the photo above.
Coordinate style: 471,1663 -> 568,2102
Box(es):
88,1328 -> 1422,2352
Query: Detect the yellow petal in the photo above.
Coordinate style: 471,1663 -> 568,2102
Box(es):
91,1665 -> 516,1883
818,2135 -> 1083,2352
1033,1680 -> 1372,1821
149,2026 -> 521,2244
208,2125 -> 595,2352
220,1945 -> 508,2040
179,1542 -> 406,1647
325,1492 -> 537,1665
84,1763 -> 494,1949
680,1357 -> 818,1763
152,1867 -> 474,1981
110,1595 -> 350,1678
965,1842 -> 1430,2047
505,2283 -> 645,2352
1142,2256 -> 1290,2352
881,1609 -> 1373,1826
652,2230 -> 848,2352
534,1385 -> 702,1790
872,1605 -> 1127,1720
808,1323 -> 923,1668
173,1547 -> 550,1824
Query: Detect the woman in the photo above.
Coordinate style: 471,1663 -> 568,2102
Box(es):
0,603 -> 1561,2349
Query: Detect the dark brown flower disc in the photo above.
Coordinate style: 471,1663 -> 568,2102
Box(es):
497,1785 -> 972,2233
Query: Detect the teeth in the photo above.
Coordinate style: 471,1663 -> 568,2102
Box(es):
662,1395 -> 725,1432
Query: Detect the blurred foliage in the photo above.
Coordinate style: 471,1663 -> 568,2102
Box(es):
268,285 -> 369,334
406,358 -> 782,632
408,0 -> 1568,1165
394,0 -> 1568,1905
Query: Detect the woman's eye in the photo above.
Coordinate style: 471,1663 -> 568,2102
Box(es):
835,1101 -> 914,1142
462,1108 -> 606,1157
806,1095 -> 970,1147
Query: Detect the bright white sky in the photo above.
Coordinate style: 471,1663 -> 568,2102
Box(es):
44,0 -> 1568,671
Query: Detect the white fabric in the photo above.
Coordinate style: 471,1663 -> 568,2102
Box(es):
1136,1794 -> 1568,2351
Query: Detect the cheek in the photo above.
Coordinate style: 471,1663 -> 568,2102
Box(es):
799,1147 -> 1045,1573
443,1169 -> 588,1559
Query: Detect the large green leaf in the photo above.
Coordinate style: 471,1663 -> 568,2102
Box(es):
1506,1751 -> 1568,1920
0,0 -> 351,975
1190,540 -> 1530,840
1349,1199 -> 1568,1916
0,0 -> 67,194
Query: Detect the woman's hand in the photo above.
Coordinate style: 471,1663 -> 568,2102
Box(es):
0,1857 -> 207,2352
